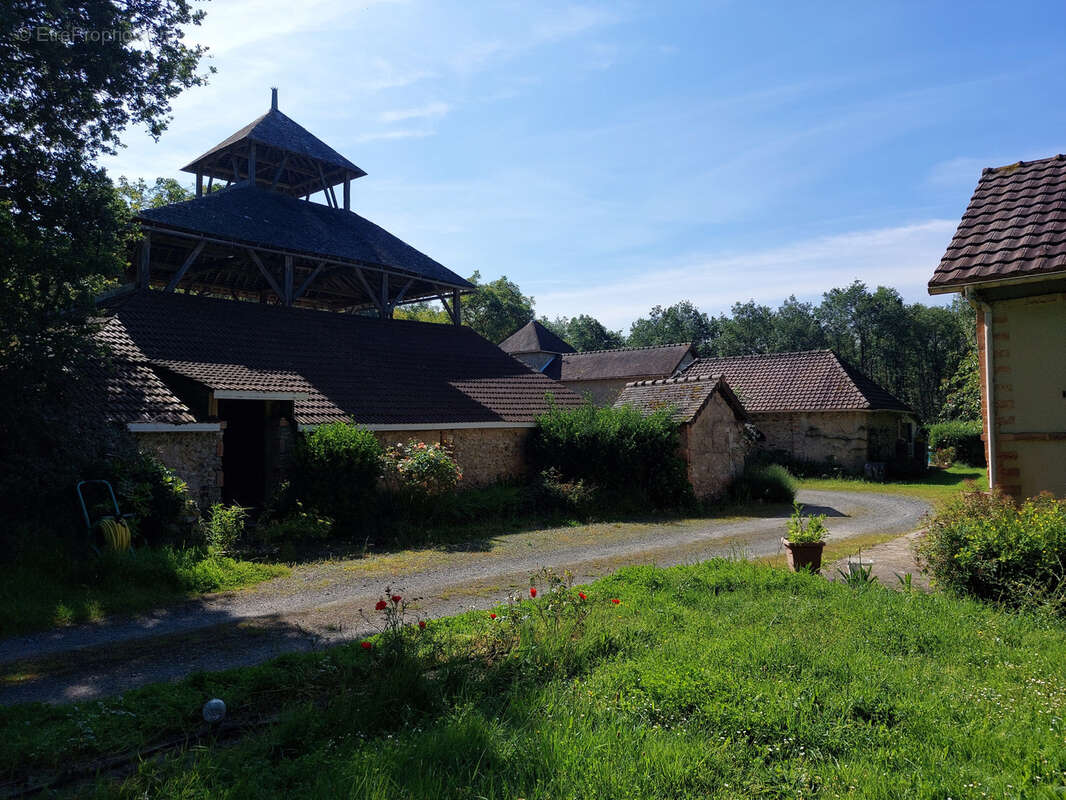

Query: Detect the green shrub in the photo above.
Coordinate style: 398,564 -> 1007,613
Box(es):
530,402 -> 693,510
918,489 -> 1066,611
106,448 -> 197,544
927,420 -> 985,467
200,503 -> 247,553
291,422 -> 384,526
785,500 -> 827,543
384,441 -> 462,498
259,508 -> 333,544
730,462 -> 796,503
431,483 -> 536,525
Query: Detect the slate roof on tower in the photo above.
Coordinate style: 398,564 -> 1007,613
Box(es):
137,183 -> 470,289
929,154 -> 1066,292
679,350 -> 911,413
98,291 -> 583,426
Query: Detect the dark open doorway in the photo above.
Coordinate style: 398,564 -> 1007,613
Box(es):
219,399 -> 268,507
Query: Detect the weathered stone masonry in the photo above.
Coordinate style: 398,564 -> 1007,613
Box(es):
133,429 -> 224,509
372,427 -> 530,486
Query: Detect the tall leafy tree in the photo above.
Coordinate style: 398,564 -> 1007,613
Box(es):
0,0 -> 211,517
628,301 -> 717,352
713,301 -> 776,355
540,314 -> 624,351
116,176 -> 194,211
771,296 -> 826,353
461,271 -> 535,343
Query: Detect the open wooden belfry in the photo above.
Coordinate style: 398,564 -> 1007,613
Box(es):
132,88 -> 469,321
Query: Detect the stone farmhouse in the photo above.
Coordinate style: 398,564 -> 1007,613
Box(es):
97,91 -> 581,508
498,321 -> 695,405
614,375 -> 750,499
679,351 -> 922,475
929,154 -> 1066,500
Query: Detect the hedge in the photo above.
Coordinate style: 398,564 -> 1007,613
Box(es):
927,420 -> 985,467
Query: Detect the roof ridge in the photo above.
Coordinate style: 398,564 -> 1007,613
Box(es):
692,348 -> 833,361
567,342 -> 692,356
984,153 -> 1066,175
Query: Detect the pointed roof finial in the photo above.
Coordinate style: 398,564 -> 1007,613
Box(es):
271,87 -> 278,111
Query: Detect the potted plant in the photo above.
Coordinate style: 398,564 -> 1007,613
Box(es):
782,501 -> 828,572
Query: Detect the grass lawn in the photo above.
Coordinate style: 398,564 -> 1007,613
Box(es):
797,463 -> 989,506
5,560 -> 1064,798
0,547 -> 288,638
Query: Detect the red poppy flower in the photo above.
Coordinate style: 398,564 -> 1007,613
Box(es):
391,595 -> 402,604
611,598 -> 621,604
418,620 -> 426,630
490,613 -> 497,619
578,592 -> 587,600
529,587 -> 537,598
361,641 -> 373,650
375,600 -> 388,611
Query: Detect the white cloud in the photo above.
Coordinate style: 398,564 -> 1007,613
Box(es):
534,220 -> 959,329
379,102 -> 452,123
353,129 -> 436,143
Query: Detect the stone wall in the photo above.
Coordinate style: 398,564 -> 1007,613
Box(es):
680,394 -> 749,499
751,410 -> 917,474
133,429 -> 224,509
751,410 -> 870,473
372,427 -> 530,486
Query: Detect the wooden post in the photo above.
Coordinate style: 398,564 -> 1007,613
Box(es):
248,143 -> 257,185
196,172 -> 203,197
380,273 -> 389,319
283,255 -> 294,306
452,289 -> 462,326
343,178 -> 350,211
138,232 -> 151,288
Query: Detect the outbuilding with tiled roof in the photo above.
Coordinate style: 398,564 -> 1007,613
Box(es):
679,350 -> 921,475
928,153 -> 1066,500
614,374 -> 751,499
96,91 -> 585,508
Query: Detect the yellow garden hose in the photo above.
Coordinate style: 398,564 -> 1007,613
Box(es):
98,517 -> 132,552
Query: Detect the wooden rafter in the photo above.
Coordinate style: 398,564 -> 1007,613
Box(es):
164,239 -> 206,292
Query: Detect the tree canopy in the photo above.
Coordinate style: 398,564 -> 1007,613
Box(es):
539,315 -> 625,352
627,301 -> 717,351
1,0 -> 211,521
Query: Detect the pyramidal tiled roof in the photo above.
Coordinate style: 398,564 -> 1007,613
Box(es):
97,291 -> 583,426
680,350 -> 911,413
498,320 -> 575,355
182,107 -> 366,178
614,374 -> 747,424
930,153 -> 1066,292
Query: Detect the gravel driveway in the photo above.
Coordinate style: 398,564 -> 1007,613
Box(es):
0,490 -> 928,705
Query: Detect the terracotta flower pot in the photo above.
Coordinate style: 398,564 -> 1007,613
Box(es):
782,538 -> 826,573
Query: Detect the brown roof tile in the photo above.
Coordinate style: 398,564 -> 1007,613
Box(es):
559,343 -> 693,382
929,154 -> 1066,291
613,374 -> 747,423
98,291 -> 583,427
680,350 -> 911,413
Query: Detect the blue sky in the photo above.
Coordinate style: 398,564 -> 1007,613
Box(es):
102,0 -> 1066,330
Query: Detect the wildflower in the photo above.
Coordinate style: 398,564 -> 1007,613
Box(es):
375,600 -> 388,611
361,641 -> 373,650
611,598 -> 620,604
391,595 -> 402,604
529,587 -> 537,598
490,613 -> 497,619
418,620 -> 426,630
578,592 -> 587,600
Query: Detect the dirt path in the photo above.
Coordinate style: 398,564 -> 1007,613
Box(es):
0,490 -> 928,706
829,530 -> 930,590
